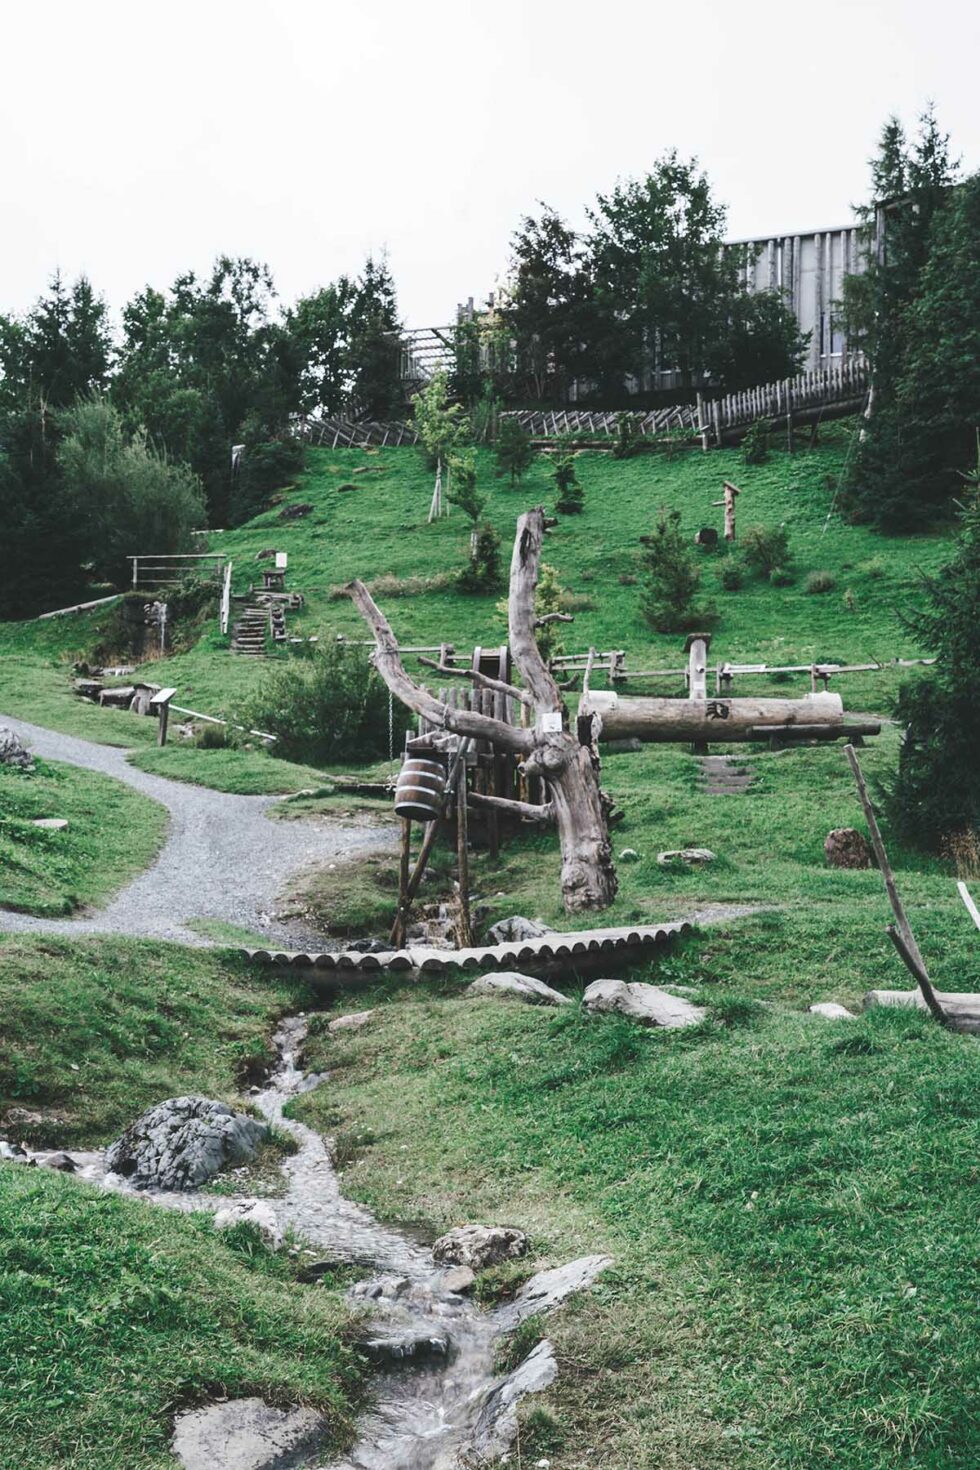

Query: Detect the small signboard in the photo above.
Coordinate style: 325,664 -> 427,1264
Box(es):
540,711 -> 563,734
275,551 -> 288,570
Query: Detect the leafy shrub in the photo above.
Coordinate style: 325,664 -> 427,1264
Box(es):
860,556 -> 886,579
720,557 -> 744,591
494,418 -> 534,485
245,643 -> 410,766
553,453 -> 583,513
230,438 -> 306,524
612,413 -> 641,460
805,570 -> 836,594
741,418 -> 770,465
195,722 -> 234,749
458,524 -> 503,593
639,510 -> 715,632
770,566 -> 793,587
742,523 -> 791,578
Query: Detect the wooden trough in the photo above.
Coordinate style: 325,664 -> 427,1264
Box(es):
240,920 -> 692,994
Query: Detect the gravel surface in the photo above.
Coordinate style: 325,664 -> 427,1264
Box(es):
0,715 -> 392,947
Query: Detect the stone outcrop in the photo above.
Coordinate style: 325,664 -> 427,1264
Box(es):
213,1198 -> 283,1249
583,979 -> 705,1028
0,726 -> 33,770
327,1010 -> 374,1033
171,1398 -> 326,1470
487,915 -> 552,944
809,1001 -> 857,1020
471,1341 -> 558,1459
105,1096 -> 269,1190
657,847 -> 716,867
467,972 -> 571,1006
432,1224 -> 529,1271
824,827 -> 874,869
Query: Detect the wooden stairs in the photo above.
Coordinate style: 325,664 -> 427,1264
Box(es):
231,605 -> 270,657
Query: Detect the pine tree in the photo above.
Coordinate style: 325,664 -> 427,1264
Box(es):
888,461 -> 980,850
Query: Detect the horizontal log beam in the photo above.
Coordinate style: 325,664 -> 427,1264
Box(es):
580,690 -> 851,744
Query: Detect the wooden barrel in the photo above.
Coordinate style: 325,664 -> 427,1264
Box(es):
394,757 -> 446,822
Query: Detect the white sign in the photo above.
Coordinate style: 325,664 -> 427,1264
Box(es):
275,552 -> 288,570
540,711 -> 563,734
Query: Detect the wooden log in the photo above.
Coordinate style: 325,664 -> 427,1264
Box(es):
580,689 -> 845,744
864,984 -> 980,1035
844,744 -> 950,1027
456,758 -> 473,947
957,880 -> 980,933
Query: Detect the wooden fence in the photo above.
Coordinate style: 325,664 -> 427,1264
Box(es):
292,360 -> 868,455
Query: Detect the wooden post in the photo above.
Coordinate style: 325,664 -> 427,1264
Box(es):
149,687 -> 177,747
711,481 -> 741,541
395,816 -> 412,944
844,744 -> 950,1027
685,634 -> 711,755
456,758 -> 472,947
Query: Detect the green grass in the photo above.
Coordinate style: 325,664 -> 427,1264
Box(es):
127,743 -> 332,795
0,423 -> 953,780
0,760 -> 167,917
0,1167 -> 361,1470
0,935 -> 312,1146
293,932 -> 980,1469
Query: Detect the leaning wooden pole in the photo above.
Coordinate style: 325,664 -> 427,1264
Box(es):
843,743 -> 951,1027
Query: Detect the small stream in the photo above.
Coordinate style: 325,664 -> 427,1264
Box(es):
24,1014 -> 608,1469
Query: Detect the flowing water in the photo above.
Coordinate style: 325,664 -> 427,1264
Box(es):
26,1014 -> 605,1469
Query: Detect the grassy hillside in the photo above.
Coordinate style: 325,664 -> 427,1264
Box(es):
0,422 -> 952,776
0,935 -> 313,1146
0,759 -> 167,916
295,964 -> 980,1469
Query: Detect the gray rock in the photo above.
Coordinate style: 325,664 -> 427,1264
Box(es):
583,979 -> 706,1029
327,1010 -> 374,1033
657,847 -> 716,867
351,1274 -> 412,1302
213,1199 -> 283,1249
441,1265 -> 477,1294
432,1224 -> 529,1270
487,915 -> 552,944
618,847 -> 641,862
0,1140 -> 31,1162
41,1152 -> 77,1172
497,1254 -> 612,1330
467,972 -> 571,1007
171,1397 -> 326,1470
31,818 -> 69,831
471,1340 -> 558,1458
824,827 -> 874,869
0,726 -> 33,770
105,1096 -> 269,1190
362,1328 -> 450,1363
809,1002 -> 857,1020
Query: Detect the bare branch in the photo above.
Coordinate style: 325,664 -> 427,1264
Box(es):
534,612 -> 574,627
417,656 -> 533,707
346,580 -> 533,755
468,791 -> 555,823
509,508 -> 563,713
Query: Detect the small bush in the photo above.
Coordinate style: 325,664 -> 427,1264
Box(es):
720,558 -> 744,591
458,523 -> 503,593
553,452 -> 584,513
741,418 -> 771,465
245,643 -> 410,766
494,418 -> 534,485
612,412 -> 641,459
195,722 -> 234,750
742,523 -> 791,577
770,566 -> 793,587
805,570 -> 836,594
640,509 -> 715,633
860,555 -> 886,579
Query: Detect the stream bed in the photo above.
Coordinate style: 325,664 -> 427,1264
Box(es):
21,1014 -> 608,1469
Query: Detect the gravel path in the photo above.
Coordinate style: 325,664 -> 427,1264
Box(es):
0,715 -> 393,948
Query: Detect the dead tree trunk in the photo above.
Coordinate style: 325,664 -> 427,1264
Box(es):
347,507 -> 617,913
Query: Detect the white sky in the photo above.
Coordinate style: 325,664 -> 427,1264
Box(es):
2,0 -> 977,329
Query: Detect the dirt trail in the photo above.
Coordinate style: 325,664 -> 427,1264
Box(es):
0,714 -> 392,948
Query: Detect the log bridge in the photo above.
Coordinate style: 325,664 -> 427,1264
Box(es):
579,633 -> 881,746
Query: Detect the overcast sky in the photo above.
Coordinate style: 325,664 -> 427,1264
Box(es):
3,0 -> 977,330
